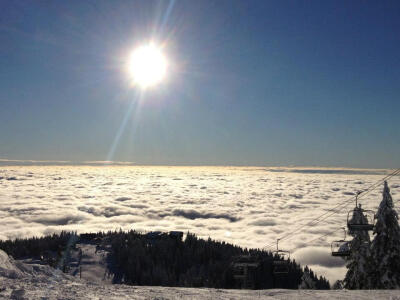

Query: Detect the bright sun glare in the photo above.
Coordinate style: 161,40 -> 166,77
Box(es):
128,44 -> 167,88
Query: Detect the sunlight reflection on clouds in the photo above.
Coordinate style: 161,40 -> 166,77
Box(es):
0,166 -> 398,282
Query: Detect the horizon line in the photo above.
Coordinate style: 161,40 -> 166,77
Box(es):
0,158 -> 395,171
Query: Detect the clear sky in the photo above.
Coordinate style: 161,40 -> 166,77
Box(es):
1,1 -> 399,168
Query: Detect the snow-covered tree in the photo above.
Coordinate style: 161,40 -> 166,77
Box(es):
344,204 -> 372,289
332,280 -> 344,290
299,267 -> 316,289
370,181 -> 400,289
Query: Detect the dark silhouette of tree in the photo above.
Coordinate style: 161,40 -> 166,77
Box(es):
0,230 -> 330,290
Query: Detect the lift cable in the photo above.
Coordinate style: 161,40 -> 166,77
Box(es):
288,227 -> 344,253
263,167 -> 400,251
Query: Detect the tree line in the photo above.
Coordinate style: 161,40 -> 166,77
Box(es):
0,230 -> 329,289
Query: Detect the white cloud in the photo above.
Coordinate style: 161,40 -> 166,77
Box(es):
0,166 -> 398,284
292,247 -> 346,268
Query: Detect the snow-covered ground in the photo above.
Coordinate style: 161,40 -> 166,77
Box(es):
73,243 -> 112,284
1,166 -> 399,283
1,249 -> 400,300
3,280 -> 400,300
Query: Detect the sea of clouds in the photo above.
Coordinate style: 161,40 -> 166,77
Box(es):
0,166 -> 399,283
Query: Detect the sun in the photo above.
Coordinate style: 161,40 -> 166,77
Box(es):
128,44 -> 167,88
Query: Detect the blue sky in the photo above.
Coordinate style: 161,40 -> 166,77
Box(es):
0,0 -> 399,167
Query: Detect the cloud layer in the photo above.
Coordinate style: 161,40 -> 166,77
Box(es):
0,166 -> 398,282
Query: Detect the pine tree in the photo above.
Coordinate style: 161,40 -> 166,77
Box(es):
332,280 -> 344,290
343,204 -> 372,289
299,267 -> 316,289
370,181 -> 400,289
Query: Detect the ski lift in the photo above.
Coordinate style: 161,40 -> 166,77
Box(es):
232,254 -> 259,270
331,227 -> 351,257
273,239 -> 290,274
231,254 -> 259,288
347,191 -> 375,231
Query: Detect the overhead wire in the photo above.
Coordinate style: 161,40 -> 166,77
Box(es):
264,167 -> 400,251
289,227 -> 344,253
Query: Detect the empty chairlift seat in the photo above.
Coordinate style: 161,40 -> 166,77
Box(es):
347,204 -> 375,231
331,227 -> 351,257
273,250 -> 290,274
331,241 -> 351,257
231,255 -> 259,288
273,239 -> 290,275
232,255 -> 260,270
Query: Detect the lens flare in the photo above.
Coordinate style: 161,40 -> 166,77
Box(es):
128,44 -> 167,88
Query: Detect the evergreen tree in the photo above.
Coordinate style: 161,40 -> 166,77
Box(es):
332,280 -> 344,290
299,266 -> 316,289
370,181 -> 400,289
0,230 -> 330,289
344,204 -> 372,289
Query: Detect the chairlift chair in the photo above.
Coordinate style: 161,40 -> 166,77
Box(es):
231,254 -> 259,269
273,239 -> 290,275
231,254 -> 259,288
347,192 -> 375,231
331,228 -> 351,257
